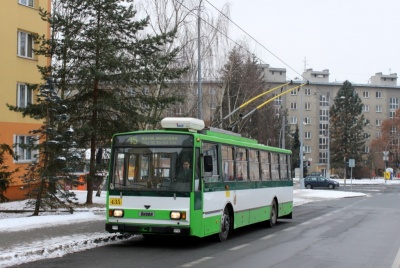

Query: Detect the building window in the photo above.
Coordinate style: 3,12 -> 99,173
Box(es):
376,91 -> 382,98
290,89 -> 297,96
210,88 -> 216,110
15,135 -> 37,162
305,102 -> 311,110
290,102 -> 297,110
376,105 -> 382,113
362,91 -> 369,98
319,95 -> 329,107
390,98 -> 399,110
304,117 -> 311,124
364,146 -> 370,153
174,102 -> 185,116
319,151 -> 328,164
390,111 -> 396,118
376,119 -> 382,126
274,95 -> 282,106
290,117 -> 297,124
128,88 -> 136,97
319,137 -> 328,150
362,104 -> 370,112
18,0 -> 34,7
319,123 -> 328,136
18,31 -> 34,58
17,83 -> 33,108
305,132 -> 311,139
304,88 -> 311,96
141,102 -> 150,109
319,109 -> 329,122
304,146 -> 311,153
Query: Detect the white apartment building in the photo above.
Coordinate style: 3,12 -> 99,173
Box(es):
261,65 -> 399,176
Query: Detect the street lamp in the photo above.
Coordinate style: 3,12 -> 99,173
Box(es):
299,90 -> 305,188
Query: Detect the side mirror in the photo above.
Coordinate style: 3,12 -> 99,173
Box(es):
204,155 -> 213,172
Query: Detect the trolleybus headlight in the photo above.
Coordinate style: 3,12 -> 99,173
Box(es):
170,211 -> 186,220
110,209 -> 124,217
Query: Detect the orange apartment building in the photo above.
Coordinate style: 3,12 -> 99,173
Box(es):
0,0 -> 50,200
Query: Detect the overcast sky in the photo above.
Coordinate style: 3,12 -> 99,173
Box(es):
206,0 -> 400,85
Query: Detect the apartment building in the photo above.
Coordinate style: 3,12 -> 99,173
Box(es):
191,65 -> 399,177
262,66 -> 399,176
0,0 -> 50,199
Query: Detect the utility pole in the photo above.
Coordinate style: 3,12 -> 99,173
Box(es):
327,92 -> 330,178
299,90 -> 304,189
197,1 -> 202,120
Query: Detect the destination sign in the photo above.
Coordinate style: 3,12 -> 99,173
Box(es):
114,134 -> 193,146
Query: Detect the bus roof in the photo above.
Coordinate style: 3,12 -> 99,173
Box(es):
113,117 -> 291,154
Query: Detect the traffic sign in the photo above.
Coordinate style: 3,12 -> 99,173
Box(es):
383,151 -> 389,157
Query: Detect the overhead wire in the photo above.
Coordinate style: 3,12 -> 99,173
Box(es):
174,0 -> 323,125
204,0 -> 306,81
174,0 -> 304,80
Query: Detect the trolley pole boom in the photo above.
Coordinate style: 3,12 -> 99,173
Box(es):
223,81 -> 292,120
241,83 -> 307,120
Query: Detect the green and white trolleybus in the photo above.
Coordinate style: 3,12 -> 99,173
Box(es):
106,117 -> 293,241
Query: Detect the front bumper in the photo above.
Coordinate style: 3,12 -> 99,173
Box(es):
105,223 -> 190,235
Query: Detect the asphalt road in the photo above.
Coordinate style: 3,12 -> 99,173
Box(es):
14,184 -> 400,268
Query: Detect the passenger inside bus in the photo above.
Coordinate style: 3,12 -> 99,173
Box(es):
175,160 -> 192,183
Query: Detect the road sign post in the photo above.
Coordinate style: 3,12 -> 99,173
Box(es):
349,159 -> 355,192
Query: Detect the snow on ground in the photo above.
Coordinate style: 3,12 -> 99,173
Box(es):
0,179 -> 399,267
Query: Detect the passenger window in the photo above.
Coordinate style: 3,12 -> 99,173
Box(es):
260,151 -> 271,181
271,153 -> 280,181
235,147 -> 248,181
202,143 -> 220,182
249,150 -> 260,181
221,145 -> 234,181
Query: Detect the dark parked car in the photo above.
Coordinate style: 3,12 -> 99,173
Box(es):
304,176 -> 340,189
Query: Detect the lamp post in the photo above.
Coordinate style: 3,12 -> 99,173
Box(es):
326,92 -> 331,179
299,90 -> 305,189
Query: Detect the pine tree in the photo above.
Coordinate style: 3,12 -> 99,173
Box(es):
11,0 -> 186,204
0,144 -> 18,202
8,78 -> 82,215
330,80 -> 367,178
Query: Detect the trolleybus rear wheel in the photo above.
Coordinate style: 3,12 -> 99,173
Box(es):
218,206 -> 231,241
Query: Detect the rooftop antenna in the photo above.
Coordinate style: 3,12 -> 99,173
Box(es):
303,56 -> 308,71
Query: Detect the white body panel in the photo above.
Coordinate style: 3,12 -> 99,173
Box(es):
203,187 -> 293,218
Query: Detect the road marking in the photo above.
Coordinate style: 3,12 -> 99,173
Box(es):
181,257 -> 213,267
229,244 -> 250,250
260,233 -> 276,240
391,247 -> 400,268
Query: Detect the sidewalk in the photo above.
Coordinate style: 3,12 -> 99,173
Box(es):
0,212 -> 130,267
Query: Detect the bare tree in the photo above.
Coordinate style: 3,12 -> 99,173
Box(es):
137,0 -> 231,121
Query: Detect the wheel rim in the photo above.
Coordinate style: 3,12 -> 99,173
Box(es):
221,208 -> 230,234
271,202 -> 277,225
306,184 -> 312,189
